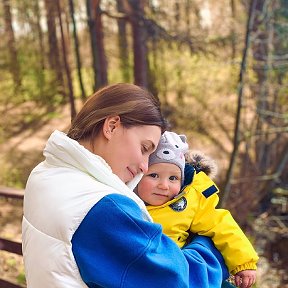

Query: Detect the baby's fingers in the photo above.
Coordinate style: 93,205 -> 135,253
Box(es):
235,275 -> 255,288
241,276 -> 252,288
234,275 -> 242,287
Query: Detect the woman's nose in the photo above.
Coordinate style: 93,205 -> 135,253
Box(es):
139,160 -> 149,174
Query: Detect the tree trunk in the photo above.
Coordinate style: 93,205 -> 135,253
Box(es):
2,0 -> 21,88
221,0 -> 257,207
44,0 -> 65,97
69,0 -> 87,102
253,0 -> 275,175
230,0 -> 237,60
86,0 -> 108,90
34,1 -> 45,71
56,0 -> 76,120
127,0 -> 148,87
116,0 -> 131,82
33,0 -> 45,92
174,0 -> 184,106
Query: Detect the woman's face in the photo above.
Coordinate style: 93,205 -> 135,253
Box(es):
103,122 -> 161,183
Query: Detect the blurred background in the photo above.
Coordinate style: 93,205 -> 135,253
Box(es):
0,0 -> 287,287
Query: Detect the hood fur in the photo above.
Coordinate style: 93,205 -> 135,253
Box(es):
184,150 -> 218,179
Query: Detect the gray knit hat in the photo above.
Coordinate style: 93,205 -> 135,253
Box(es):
149,131 -> 189,182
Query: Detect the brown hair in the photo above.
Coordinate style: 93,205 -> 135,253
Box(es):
67,83 -> 167,141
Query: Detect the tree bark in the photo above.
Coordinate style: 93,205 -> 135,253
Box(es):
44,0 -> 65,96
116,0 -> 131,82
86,0 -> 108,90
34,1 -> 45,71
221,0 -> 257,207
69,0 -> 87,102
2,0 -> 21,88
230,0 -> 237,60
127,0 -> 148,87
174,0 -> 184,106
56,0 -> 76,120
33,0 -> 45,93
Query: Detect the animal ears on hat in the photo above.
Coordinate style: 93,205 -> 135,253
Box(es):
163,131 -> 189,152
179,135 -> 188,149
179,135 -> 186,142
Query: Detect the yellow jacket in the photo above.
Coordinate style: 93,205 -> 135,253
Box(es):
147,171 -> 259,274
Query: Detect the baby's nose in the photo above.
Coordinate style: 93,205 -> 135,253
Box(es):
158,180 -> 169,189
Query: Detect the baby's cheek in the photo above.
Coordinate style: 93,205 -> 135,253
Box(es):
172,184 -> 181,196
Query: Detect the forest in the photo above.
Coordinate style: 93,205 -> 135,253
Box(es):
0,0 -> 287,287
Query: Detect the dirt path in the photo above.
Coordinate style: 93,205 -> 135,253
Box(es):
1,104 -> 71,155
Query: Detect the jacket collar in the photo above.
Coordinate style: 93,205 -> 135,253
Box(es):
43,130 -> 152,221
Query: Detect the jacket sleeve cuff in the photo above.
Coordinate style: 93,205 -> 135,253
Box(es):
231,262 -> 257,275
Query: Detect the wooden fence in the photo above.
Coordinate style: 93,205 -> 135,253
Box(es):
0,186 -> 25,288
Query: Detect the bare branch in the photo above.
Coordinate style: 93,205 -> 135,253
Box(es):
221,0 -> 258,207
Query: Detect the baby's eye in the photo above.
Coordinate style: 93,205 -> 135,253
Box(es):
169,175 -> 179,181
148,173 -> 158,178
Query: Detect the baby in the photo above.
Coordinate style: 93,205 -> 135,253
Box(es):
136,131 -> 258,288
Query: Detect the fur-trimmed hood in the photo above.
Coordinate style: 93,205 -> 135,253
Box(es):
184,150 -> 218,179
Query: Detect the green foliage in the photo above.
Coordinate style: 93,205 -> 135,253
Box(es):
150,42 -> 239,105
17,271 -> 26,285
6,257 -> 17,267
0,71 -> 16,103
0,161 -> 23,188
71,67 -> 98,98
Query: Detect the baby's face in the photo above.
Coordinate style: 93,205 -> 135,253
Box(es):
137,163 -> 181,206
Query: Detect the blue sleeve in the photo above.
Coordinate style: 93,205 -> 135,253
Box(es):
184,235 -> 230,287
72,194 -> 226,288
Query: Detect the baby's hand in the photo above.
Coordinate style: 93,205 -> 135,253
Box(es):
234,270 -> 256,288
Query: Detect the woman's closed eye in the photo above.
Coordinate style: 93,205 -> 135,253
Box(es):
141,144 -> 150,154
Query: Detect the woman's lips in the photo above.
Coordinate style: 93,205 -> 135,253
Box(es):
127,168 -> 135,179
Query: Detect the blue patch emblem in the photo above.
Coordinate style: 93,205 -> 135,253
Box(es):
202,185 -> 218,198
169,197 -> 187,212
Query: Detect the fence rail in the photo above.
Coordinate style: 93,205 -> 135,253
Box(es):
0,186 -> 24,199
0,186 -> 25,288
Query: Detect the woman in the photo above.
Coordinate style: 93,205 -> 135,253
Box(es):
22,83 -> 228,288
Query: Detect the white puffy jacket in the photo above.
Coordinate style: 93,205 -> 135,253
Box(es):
22,130 -> 149,288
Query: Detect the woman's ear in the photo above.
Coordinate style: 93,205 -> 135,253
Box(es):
103,116 -> 121,139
